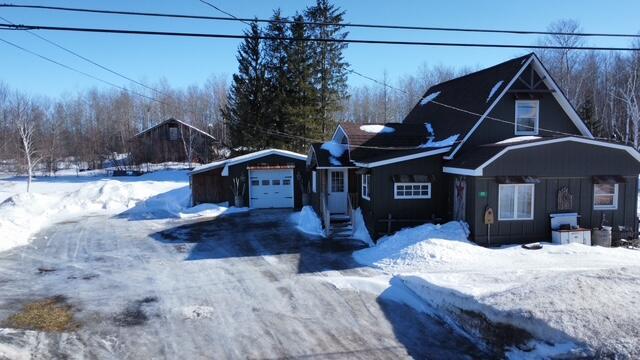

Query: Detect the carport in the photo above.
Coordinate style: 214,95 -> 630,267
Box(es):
190,149 -> 307,209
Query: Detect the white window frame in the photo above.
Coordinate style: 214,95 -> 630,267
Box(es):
593,183 -> 618,210
394,182 -> 431,199
311,171 -> 317,193
498,183 -> 535,221
515,100 -> 539,135
361,174 -> 370,200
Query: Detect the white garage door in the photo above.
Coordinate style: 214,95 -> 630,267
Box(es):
249,169 -> 294,208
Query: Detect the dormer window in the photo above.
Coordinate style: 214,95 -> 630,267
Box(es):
515,100 -> 539,135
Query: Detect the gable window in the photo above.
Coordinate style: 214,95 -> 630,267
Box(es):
394,182 -> 431,199
594,184 -> 618,210
168,126 -> 179,141
515,100 -> 539,135
498,184 -> 534,220
361,174 -> 370,200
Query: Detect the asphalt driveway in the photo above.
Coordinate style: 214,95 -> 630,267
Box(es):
0,210 -> 485,359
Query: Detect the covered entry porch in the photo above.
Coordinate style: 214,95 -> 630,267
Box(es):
311,167 -> 359,237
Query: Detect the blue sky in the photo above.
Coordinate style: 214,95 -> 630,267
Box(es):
1,0 -> 639,98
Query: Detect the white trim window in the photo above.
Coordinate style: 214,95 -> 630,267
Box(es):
515,100 -> 539,135
394,182 -> 431,199
593,184 -> 618,210
498,184 -> 534,220
361,174 -> 370,200
311,171 -> 317,193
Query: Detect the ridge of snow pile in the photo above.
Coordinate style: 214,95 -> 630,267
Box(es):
0,171 -> 245,252
486,80 -> 504,102
291,206 -> 325,237
352,208 -> 374,246
359,124 -> 395,134
420,91 -> 441,105
353,219 -> 640,357
354,221 -> 472,272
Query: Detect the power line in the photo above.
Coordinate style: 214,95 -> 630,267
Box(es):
0,36 -> 160,103
2,23 -> 639,51
197,0 -> 251,27
3,3 -> 640,39
0,15 -> 166,97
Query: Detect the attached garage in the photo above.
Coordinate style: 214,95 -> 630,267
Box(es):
190,149 -> 307,209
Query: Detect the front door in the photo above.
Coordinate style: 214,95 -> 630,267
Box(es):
328,169 -> 348,214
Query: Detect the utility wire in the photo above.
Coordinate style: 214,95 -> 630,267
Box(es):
2,23 -> 639,51
197,0 -> 251,26
0,15 -> 166,97
0,36 -> 160,103
3,3 -> 640,39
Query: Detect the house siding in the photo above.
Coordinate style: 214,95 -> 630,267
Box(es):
364,156 -> 447,239
191,154 -> 307,209
468,176 -> 638,246
464,141 -> 640,245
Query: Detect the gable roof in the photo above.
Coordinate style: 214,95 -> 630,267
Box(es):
443,136 -> 640,176
190,148 -> 306,176
402,53 -> 593,159
134,118 -> 217,141
310,142 -> 354,168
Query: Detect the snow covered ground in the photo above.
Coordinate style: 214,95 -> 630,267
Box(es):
352,221 -> 640,358
0,170 -> 245,253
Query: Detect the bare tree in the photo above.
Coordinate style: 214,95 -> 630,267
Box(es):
14,96 -> 42,192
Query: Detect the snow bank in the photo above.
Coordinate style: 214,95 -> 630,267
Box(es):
352,208 -> 374,246
420,91 -> 441,106
354,221 -> 471,272
0,171 -> 245,252
359,125 -> 395,134
354,220 -> 640,357
291,206 -> 325,237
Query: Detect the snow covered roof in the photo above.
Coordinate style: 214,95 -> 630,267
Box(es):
402,53 -> 594,159
134,118 -> 217,141
190,149 -> 307,176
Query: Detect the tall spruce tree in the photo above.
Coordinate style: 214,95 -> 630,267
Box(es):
222,22 -> 268,153
263,10 -> 290,150
285,14 -> 320,152
304,0 -> 350,137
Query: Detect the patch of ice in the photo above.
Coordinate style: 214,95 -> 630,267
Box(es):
495,136 -> 541,145
420,91 -> 441,106
359,125 -> 395,134
291,206 -> 325,237
421,134 -> 459,148
486,80 -> 504,102
352,208 -> 374,247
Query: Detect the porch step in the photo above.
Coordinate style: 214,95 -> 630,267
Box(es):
330,214 -> 350,221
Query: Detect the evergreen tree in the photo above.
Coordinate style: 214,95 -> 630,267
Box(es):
262,10 -> 290,150
222,22 -> 268,153
579,96 -> 603,138
304,0 -> 350,137
285,14 -> 320,152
